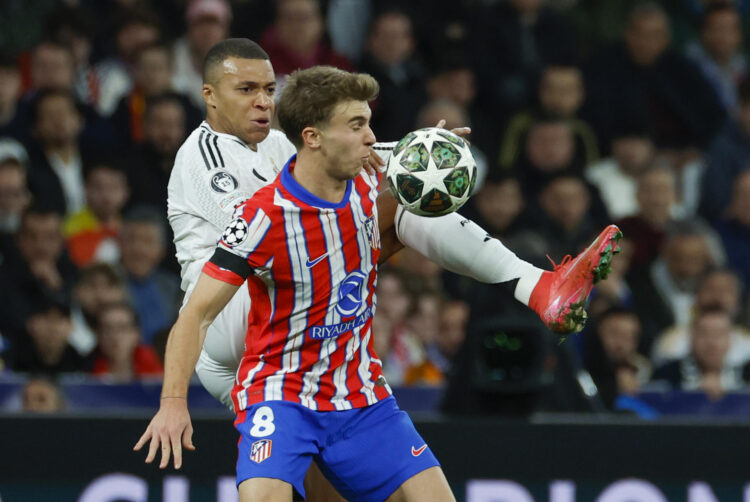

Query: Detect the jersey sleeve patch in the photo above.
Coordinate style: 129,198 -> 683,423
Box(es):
203,248 -> 253,285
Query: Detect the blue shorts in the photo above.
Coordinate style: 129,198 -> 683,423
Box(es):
234,396 -> 439,501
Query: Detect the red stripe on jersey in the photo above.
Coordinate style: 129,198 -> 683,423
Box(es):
202,261 -> 245,285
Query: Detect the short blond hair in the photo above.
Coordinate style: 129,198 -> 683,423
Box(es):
277,66 -> 379,148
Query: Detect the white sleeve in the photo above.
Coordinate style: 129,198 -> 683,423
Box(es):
372,141 -> 396,164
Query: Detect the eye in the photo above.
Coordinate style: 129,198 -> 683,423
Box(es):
238,87 -> 250,93
267,87 -> 276,95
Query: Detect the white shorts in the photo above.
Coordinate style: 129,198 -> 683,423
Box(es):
192,285 -> 250,410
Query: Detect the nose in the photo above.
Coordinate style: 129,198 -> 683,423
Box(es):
364,126 -> 376,147
254,91 -> 272,110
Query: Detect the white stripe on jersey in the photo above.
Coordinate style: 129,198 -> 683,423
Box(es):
267,190 -> 313,402
299,208 -> 349,410
357,325 -> 378,404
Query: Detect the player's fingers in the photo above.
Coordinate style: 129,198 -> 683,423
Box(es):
451,127 -> 472,139
145,434 -> 160,464
183,423 -> 196,451
370,149 -> 385,166
435,119 -> 446,129
170,432 -> 183,470
134,427 -> 152,451
159,434 -> 172,469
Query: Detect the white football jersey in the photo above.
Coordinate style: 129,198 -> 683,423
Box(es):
168,122 -> 297,293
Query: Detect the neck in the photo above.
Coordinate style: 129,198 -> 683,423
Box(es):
96,212 -> 121,228
108,357 -> 134,380
293,150 -> 348,203
39,345 -> 66,365
47,143 -> 78,164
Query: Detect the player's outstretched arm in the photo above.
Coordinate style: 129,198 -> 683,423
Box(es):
133,273 -> 240,469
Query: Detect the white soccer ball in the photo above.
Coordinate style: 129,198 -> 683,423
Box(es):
385,127 -> 477,217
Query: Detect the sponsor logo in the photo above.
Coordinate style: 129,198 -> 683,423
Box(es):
308,306 -> 373,340
250,439 -> 272,464
222,218 -> 248,247
305,252 -> 329,268
210,171 -> 239,193
411,445 -> 428,457
336,270 -> 366,316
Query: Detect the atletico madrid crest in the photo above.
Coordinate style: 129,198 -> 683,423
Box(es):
250,439 -> 272,464
363,215 -> 380,249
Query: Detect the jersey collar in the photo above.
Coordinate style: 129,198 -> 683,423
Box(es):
281,155 -> 352,209
200,121 -> 254,150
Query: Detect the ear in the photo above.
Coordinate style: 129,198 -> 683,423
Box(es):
202,84 -> 216,109
301,126 -> 321,149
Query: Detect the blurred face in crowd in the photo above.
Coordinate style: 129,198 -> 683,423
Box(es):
0,160 -> 30,227
75,268 -> 127,318
427,68 -> 476,107
597,313 -> 641,365
612,136 -> 654,175
636,168 -> 675,227
189,15 -> 230,61
203,56 -> 275,147
729,170 -> 750,227
134,47 -> 173,96
701,8 -> 742,64
368,12 -> 415,66
144,100 -> 186,157
22,378 -> 64,413
625,10 -> 670,67
691,312 -> 731,373
539,177 -> 590,232
408,293 -> 441,345
31,43 -> 75,91
85,166 -> 129,221
18,212 -> 64,265
276,0 -> 323,55
525,122 -> 574,172
663,234 -> 711,290
438,301 -> 469,357
474,178 -> 524,233
26,308 -> 73,364
372,309 -> 394,359
696,270 -> 740,317
34,93 -> 83,148
0,65 -> 20,111
376,272 -> 412,325
509,0 -> 542,16
97,305 -> 141,364
54,25 -> 92,69
539,66 -> 584,118
116,21 -> 159,63
417,100 -> 468,132
120,221 -> 165,279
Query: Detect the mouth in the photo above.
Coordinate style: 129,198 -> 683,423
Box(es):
250,118 -> 271,128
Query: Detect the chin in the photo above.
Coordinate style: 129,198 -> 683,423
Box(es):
244,129 -> 271,146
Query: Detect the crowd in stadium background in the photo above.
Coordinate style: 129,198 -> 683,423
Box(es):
1,0 -> 750,417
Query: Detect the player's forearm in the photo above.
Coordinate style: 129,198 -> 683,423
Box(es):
160,311 -> 211,399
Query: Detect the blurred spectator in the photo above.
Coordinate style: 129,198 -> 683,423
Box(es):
70,263 -> 129,358
127,93 -> 188,212
0,149 -> 31,256
28,40 -> 76,94
327,0 -> 372,63
90,302 -> 163,381
469,0 -> 576,116
583,2 -> 725,152
585,118 -> 656,220
630,219 -> 722,345
499,64 -> 599,173
700,78 -> 750,223
652,307 -> 743,400
0,53 -> 28,144
93,7 -> 161,117
26,89 -> 90,215
172,0 -> 232,110
9,298 -> 89,375
21,376 -> 65,413
415,99 -> 487,192
685,2 -> 746,113
715,170 -> 750,288
584,308 -> 650,410
261,0 -> 353,86
0,206 -> 77,342
403,290 -> 445,386
119,206 -> 180,344
112,44 -> 199,145
358,8 -> 426,140
616,167 -> 678,269
376,267 -> 418,386
64,160 -> 129,267
434,300 -> 469,373
652,268 -> 750,367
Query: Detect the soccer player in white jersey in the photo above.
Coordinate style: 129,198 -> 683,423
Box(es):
138,39 -> 621,497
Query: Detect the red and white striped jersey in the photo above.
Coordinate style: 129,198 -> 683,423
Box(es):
203,156 -> 392,412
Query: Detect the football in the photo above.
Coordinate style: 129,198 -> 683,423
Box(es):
385,127 -> 477,217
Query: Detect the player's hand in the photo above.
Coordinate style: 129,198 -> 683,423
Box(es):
435,119 -> 472,144
366,148 -> 385,174
133,398 -> 195,470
